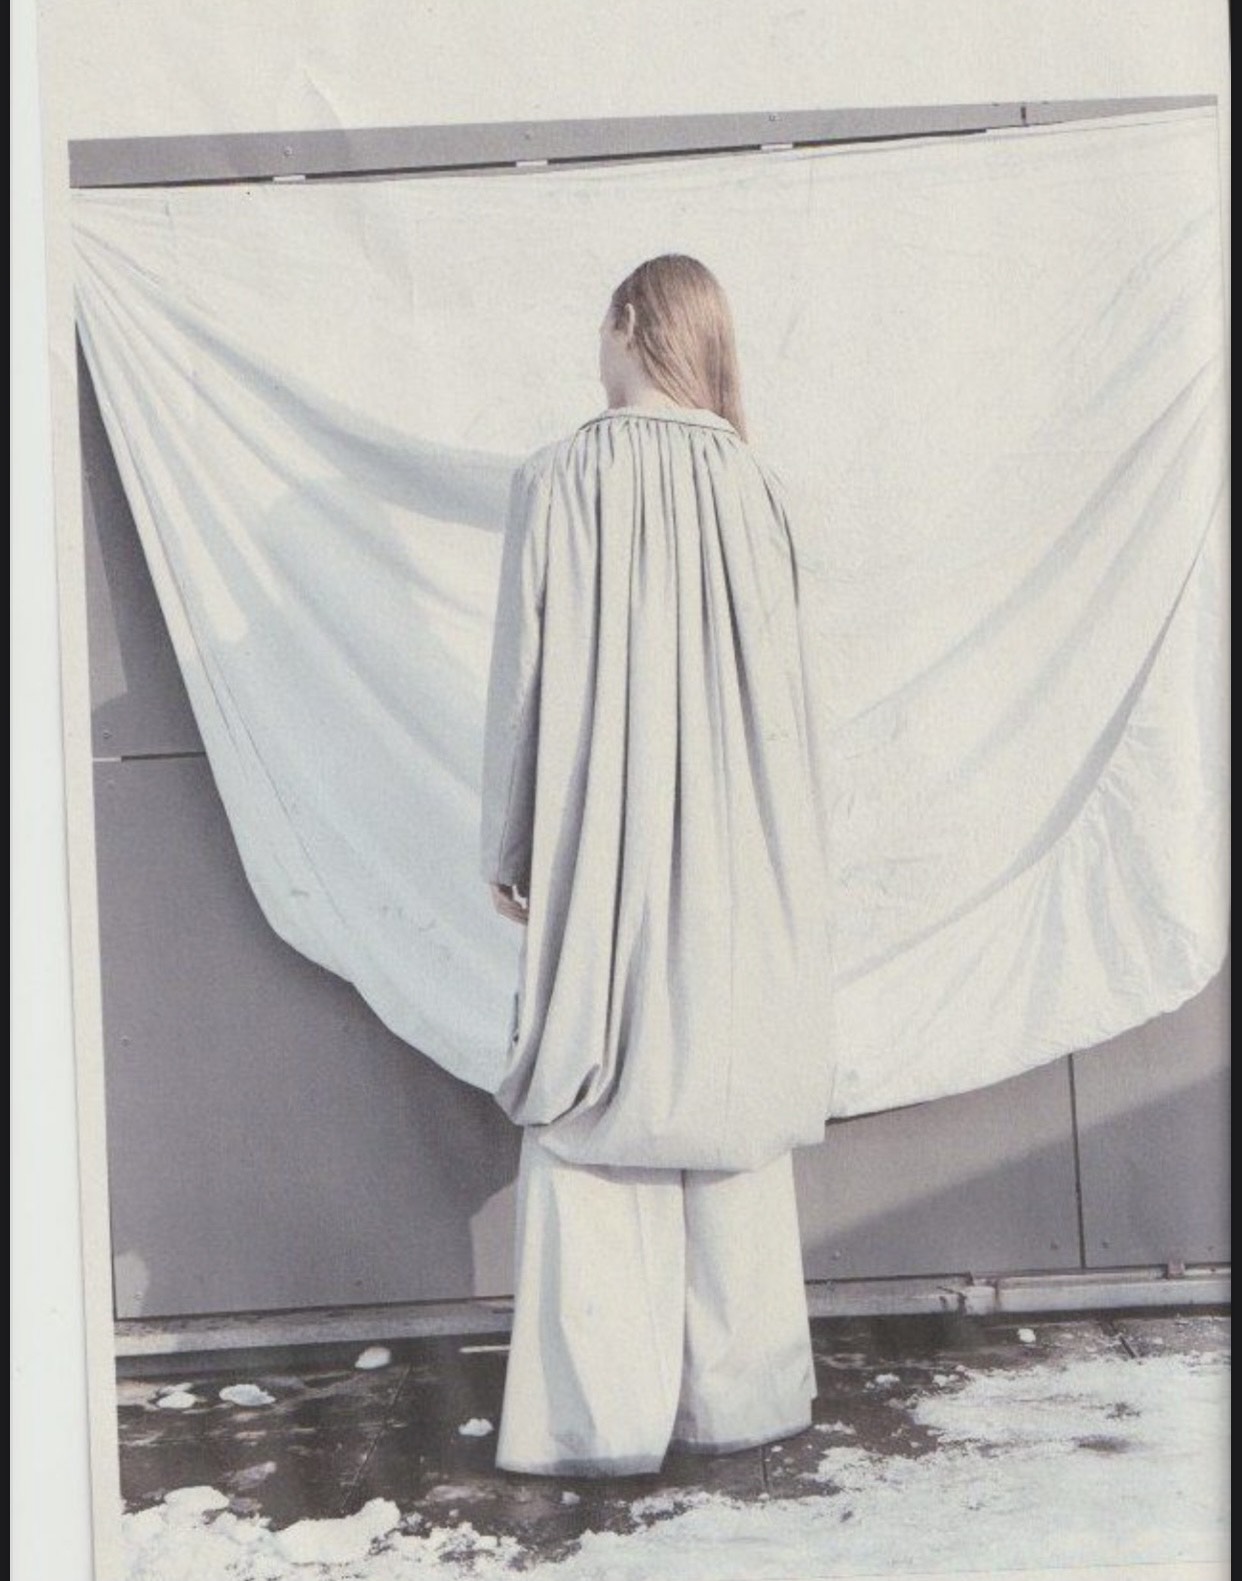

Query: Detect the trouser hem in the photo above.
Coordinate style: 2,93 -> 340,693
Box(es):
495,1451 -> 666,1479
666,1408 -> 816,1458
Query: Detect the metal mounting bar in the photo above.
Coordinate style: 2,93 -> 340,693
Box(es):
68,96 -> 1215,190
113,1264 -> 1229,1360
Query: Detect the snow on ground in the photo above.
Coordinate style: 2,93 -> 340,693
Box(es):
219,1384 -> 277,1408
120,1348 -> 1229,1580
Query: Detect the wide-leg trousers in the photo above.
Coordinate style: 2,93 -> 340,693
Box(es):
494,1126 -> 817,1477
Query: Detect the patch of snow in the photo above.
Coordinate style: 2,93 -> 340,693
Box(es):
866,1371 -> 900,1387
355,1345 -> 392,1371
385,1519 -> 525,1569
155,1389 -> 201,1410
560,1490 -> 580,1506
424,1484 -> 475,1503
123,1496 -> 532,1578
1017,1326 -> 1038,1344
275,1499 -> 400,1565
456,1417 -> 493,1437
231,1462 -> 279,1489
163,1486 -> 230,1516
629,1489 -> 717,1524
629,1492 -> 678,1519
220,1383 -> 276,1407
121,1505 -> 166,1553
226,1518 -> 267,1549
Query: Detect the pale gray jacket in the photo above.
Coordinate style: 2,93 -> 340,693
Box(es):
480,403 -> 837,1170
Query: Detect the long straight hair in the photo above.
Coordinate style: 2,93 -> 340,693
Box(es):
607,255 -> 749,442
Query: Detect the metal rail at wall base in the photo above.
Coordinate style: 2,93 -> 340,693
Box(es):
114,1264 -> 1230,1361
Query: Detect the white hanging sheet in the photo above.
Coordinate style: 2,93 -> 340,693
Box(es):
71,106 -> 1229,1118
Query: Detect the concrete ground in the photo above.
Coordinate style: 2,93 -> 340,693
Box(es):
116,1306 -> 1229,1577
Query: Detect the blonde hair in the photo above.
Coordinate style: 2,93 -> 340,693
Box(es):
607,254 -> 749,442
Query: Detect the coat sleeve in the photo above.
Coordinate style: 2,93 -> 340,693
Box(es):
479,454 -> 552,889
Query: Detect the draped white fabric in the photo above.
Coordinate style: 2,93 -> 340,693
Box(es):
71,107 -> 1229,1118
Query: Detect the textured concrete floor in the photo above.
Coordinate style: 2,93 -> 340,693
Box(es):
115,1307 -> 1229,1567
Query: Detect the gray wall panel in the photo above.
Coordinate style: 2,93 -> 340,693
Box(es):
94,754 -> 519,1319
80,338 -> 203,759
1074,962 -> 1230,1268
794,1060 -> 1081,1281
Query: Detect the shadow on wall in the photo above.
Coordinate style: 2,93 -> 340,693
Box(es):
794,1020 -> 1229,1282
81,342 -> 204,759
95,751 -> 523,1320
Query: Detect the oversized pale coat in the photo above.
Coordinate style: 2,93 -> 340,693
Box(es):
479,403 -> 838,1172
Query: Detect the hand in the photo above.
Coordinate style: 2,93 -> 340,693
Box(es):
489,880 -> 529,926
